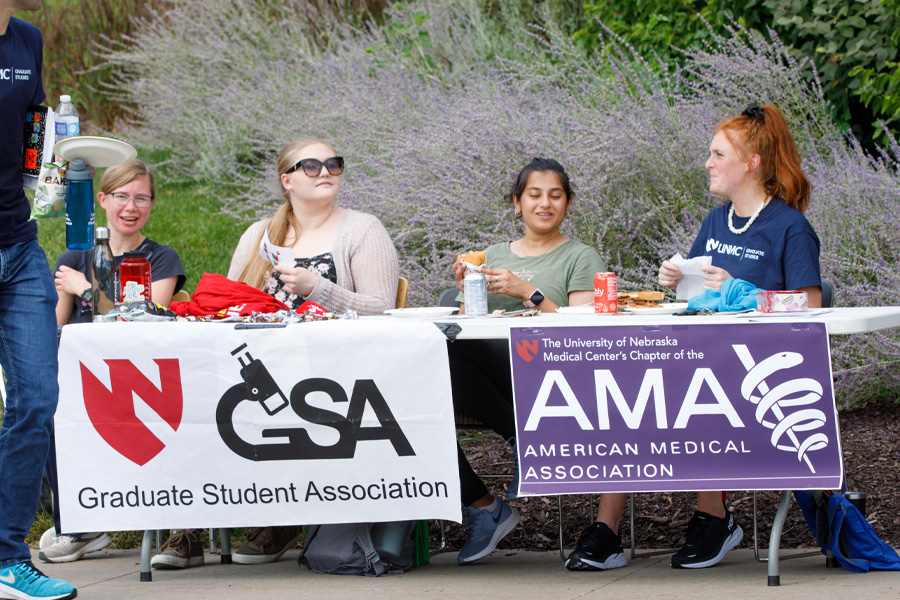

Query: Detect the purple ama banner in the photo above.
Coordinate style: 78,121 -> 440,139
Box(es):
509,323 -> 842,496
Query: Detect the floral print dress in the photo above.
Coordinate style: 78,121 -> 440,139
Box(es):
265,252 -> 337,310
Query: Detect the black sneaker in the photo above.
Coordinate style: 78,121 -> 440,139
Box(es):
565,522 -> 627,571
670,509 -> 743,569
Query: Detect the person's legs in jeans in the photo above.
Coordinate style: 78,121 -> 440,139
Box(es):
0,240 -> 60,567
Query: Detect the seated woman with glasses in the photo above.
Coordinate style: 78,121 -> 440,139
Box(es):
449,158 -> 607,564
224,137 -> 399,565
53,159 -> 187,323
40,159 -> 186,565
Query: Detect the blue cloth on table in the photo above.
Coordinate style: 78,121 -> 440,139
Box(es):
686,278 -> 763,312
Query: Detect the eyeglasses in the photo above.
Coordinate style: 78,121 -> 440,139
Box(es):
110,192 -> 153,207
284,156 -> 345,177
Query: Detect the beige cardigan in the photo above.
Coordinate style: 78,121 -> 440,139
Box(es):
227,209 -> 399,316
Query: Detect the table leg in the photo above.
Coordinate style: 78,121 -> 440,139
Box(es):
140,529 -> 156,582
767,490 -> 792,586
219,528 -> 232,564
558,495 -> 566,561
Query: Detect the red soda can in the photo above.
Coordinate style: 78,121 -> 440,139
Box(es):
594,272 -> 618,313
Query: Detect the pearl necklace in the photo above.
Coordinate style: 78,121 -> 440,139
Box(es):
727,200 -> 766,235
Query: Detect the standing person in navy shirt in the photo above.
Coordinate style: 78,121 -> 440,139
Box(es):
565,104 -> 821,574
0,1 -> 77,598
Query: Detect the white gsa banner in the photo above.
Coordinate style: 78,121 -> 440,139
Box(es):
56,320 -> 461,531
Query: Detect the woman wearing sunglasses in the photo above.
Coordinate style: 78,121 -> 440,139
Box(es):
448,158 -> 607,565
53,159 -> 187,325
228,137 -> 399,315
225,138 -> 398,565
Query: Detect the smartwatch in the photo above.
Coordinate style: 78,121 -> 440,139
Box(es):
523,288 -> 544,308
80,288 -> 93,304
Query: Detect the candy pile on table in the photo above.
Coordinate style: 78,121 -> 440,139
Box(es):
175,308 -> 359,323
106,300 -> 358,323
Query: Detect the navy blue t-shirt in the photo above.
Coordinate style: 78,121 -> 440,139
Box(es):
0,18 -> 45,245
687,198 -> 821,291
55,238 -> 187,324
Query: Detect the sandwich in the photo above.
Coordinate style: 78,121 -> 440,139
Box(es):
618,290 -> 665,308
457,251 -> 487,267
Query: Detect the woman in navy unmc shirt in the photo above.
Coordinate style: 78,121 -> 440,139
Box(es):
564,104 -> 822,574
659,103 -> 822,306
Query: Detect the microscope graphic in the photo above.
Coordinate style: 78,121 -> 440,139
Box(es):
216,343 -> 414,461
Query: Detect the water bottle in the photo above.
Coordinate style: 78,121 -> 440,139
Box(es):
65,158 -> 94,250
119,251 -> 152,302
54,94 -> 80,141
463,267 -> 488,316
91,227 -> 116,318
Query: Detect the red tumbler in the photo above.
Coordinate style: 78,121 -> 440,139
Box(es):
119,251 -> 152,302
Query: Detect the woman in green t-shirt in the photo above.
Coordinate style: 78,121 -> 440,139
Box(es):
449,158 -> 606,565
453,158 -> 606,313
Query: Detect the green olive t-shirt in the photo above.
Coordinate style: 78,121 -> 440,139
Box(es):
459,239 -> 607,313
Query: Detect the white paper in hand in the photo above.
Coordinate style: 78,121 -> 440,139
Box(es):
258,227 -> 295,266
670,253 -> 712,300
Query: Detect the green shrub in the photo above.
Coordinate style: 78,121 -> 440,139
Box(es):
762,0 -> 899,145
19,0 -> 168,131
574,0 -> 763,58
576,0 -> 900,145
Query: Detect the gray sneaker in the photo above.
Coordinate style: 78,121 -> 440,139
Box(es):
38,527 -> 57,551
458,494 -> 520,564
151,529 -> 205,569
233,526 -> 304,564
38,531 -> 110,563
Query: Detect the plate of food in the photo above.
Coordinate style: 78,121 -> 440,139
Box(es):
618,290 -> 687,314
384,307 -> 459,318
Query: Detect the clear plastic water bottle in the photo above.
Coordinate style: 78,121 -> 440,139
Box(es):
92,227 -> 116,317
65,158 -> 94,250
119,251 -> 152,302
54,94 -> 80,141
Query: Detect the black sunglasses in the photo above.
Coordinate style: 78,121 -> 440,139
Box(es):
285,156 -> 345,177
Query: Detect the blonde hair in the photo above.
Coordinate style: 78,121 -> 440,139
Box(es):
236,137 -> 335,288
100,159 -> 155,199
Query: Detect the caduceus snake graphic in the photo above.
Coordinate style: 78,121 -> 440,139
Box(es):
732,345 -> 829,473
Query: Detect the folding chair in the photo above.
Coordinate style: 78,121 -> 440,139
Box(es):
396,277 -> 409,309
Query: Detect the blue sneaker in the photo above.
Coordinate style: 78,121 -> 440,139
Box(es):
0,561 -> 76,600
506,438 -> 520,501
458,493 -> 520,564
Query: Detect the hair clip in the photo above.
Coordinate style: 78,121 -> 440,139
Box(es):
742,103 -> 765,122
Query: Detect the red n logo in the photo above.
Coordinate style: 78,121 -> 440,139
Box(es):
80,359 -> 184,466
516,340 -> 539,363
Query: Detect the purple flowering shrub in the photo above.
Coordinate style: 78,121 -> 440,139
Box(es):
105,1 -> 900,404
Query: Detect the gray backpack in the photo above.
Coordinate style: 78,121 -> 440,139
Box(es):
298,521 -> 417,576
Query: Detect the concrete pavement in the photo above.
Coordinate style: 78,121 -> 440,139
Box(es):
34,547 -> 900,599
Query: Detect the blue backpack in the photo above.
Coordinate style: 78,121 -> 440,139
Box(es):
794,490 -> 900,572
